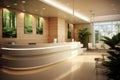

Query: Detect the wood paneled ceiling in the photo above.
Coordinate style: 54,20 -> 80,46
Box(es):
0,0 -> 120,24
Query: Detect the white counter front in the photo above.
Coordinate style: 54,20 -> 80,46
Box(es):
0,42 -> 83,70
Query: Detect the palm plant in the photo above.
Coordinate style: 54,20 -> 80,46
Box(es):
101,33 -> 120,80
78,28 -> 91,47
103,46 -> 120,80
101,33 -> 120,49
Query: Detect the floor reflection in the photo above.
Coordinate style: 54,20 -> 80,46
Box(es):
0,52 -> 108,80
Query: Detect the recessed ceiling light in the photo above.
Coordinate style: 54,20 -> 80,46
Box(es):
22,10 -> 26,12
22,0 -> 26,3
6,5 -> 10,7
42,8 -> 46,10
35,9 -> 38,11
111,4 -> 115,7
14,3 -> 18,6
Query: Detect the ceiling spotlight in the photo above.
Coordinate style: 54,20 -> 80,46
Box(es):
14,3 -> 18,5
35,9 -> 38,12
42,8 -> 46,10
22,0 -> 26,3
22,10 -> 26,12
6,5 -> 10,7
111,4 -> 115,7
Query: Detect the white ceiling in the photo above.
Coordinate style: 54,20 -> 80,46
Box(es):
0,0 -> 120,24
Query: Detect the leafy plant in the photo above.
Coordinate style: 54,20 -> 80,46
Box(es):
78,28 -> 91,47
103,47 -> 120,80
101,33 -> 120,49
101,33 -> 120,80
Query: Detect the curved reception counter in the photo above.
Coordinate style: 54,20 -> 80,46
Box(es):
0,42 -> 83,70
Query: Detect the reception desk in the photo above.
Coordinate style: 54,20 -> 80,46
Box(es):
0,42 -> 83,70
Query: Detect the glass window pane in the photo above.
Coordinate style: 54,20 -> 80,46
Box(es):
94,21 -> 120,43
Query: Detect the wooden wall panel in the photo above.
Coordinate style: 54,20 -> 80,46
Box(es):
74,24 -> 82,41
48,17 -> 58,43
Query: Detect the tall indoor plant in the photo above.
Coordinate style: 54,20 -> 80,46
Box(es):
78,27 -> 91,47
101,33 -> 120,80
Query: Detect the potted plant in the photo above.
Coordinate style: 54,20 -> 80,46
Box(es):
78,27 -> 91,48
101,33 -> 120,80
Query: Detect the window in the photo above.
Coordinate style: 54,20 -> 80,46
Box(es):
94,21 -> 120,43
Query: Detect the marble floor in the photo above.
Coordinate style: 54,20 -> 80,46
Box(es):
0,51 -> 108,80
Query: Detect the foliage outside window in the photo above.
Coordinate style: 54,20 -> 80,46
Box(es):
24,14 -> 33,34
36,17 -> 44,34
2,9 -> 17,38
95,30 -> 99,43
94,21 -> 120,43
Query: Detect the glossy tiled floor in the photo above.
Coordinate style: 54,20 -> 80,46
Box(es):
0,51 -> 108,80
